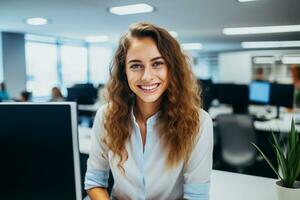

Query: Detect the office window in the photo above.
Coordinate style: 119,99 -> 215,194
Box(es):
25,42 -> 58,97
89,46 -> 113,85
61,45 -> 88,87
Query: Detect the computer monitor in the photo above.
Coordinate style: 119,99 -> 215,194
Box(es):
0,102 -> 82,200
73,83 -> 94,88
249,81 -> 271,104
198,79 -> 214,111
213,83 -> 236,105
213,83 -> 249,113
232,84 -> 249,114
269,83 -> 294,108
67,85 -> 97,105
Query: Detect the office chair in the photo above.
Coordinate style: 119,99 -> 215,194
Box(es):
215,114 -> 258,173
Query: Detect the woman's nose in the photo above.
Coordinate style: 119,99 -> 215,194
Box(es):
141,65 -> 154,81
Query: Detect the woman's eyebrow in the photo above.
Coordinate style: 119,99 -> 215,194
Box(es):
127,56 -> 164,64
150,56 -> 164,62
127,59 -> 142,64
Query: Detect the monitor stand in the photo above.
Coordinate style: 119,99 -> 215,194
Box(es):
275,106 -> 280,119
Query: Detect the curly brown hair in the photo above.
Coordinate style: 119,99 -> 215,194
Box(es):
102,22 -> 202,172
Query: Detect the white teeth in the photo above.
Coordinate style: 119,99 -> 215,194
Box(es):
140,84 -> 159,90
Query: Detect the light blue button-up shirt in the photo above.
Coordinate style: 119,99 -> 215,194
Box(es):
85,105 -> 213,199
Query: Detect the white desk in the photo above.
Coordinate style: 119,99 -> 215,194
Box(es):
209,105 -> 300,132
78,126 -> 92,155
210,170 -> 276,200
78,102 -> 101,112
78,127 -> 278,200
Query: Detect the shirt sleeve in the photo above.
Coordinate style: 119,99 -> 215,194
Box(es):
84,105 -> 110,190
183,110 -> 214,200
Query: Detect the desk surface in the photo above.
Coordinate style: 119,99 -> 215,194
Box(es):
209,105 -> 300,132
78,126 -> 91,155
78,126 -> 277,200
78,102 -> 100,112
211,170 -> 276,200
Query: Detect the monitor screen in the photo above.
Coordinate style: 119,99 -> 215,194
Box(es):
249,81 -> 270,104
0,103 -> 81,200
67,86 -> 97,105
270,83 -> 294,108
213,83 -> 236,104
232,84 -> 249,113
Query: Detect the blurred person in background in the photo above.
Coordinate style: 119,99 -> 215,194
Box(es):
0,82 -> 10,101
19,91 -> 32,102
291,65 -> 300,107
50,87 -> 65,102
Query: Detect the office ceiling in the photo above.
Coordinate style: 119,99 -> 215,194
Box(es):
0,0 -> 300,52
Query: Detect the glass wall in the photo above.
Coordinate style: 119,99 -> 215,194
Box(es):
89,46 -> 112,85
61,45 -> 88,87
25,42 -> 58,97
25,35 -> 114,98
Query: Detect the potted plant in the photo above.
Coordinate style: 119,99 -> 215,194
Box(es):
252,119 -> 300,200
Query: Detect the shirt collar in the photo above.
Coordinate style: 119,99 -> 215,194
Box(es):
130,106 -> 160,126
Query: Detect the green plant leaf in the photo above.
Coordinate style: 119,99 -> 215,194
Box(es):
288,145 -> 300,171
289,119 -> 295,149
270,141 -> 288,181
290,147 -> 300,183
270,132 -> 288,176
251,142 -> 282,180
286,119 -> 300,187
294,159 -> 300,182
253,119 -> 300,188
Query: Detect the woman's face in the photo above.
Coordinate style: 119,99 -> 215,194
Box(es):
125,37 -> 169,104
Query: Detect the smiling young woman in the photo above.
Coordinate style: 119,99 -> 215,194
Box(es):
84,22 -> 213,200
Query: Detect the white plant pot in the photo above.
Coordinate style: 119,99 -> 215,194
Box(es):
276,181 -> 300,200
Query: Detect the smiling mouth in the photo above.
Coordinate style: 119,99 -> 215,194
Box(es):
137,83 -> 160,93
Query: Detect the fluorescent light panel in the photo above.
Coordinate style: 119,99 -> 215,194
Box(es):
253,57 -> 275,64
85,35 -> 109,43
282,56 -> 300,64
109,3 -> 154,15
181,43 -> 202,50
242,41 -> 300,48
26,17 -> 48,26
223,25 -> 300,35
238,0 -> 259,2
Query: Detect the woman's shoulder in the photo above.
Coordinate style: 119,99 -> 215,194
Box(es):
94,103 -> 110,121
196,108 -> 213,142
199,108 -> 213,127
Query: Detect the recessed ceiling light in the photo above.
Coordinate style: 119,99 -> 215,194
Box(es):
169,31 -> 178,38
85,35 -> 109,43
109,3 -> 154,15
282,56 -> 300,64
237,0 -> 259,2
26,17 -> 48,26
181,43 -> 202,50
223,25 -> 300,35
241,41 -> 300,48
253,57 -> 275,64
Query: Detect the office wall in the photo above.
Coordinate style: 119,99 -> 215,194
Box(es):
218,49 -> 300,84
1,32 -> 27,98
218,52 -> 252,84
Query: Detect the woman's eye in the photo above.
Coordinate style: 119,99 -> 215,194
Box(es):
153,61 -> 164,68
130,64 -> 142,70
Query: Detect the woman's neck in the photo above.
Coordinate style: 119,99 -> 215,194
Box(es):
134,97 -> 161,123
